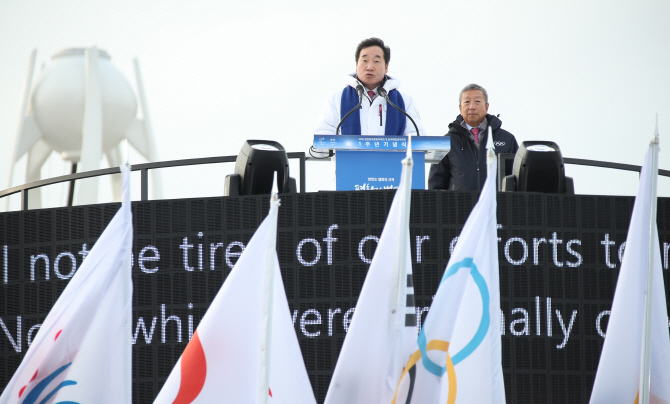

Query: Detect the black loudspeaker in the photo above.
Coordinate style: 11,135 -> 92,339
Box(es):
224,140 -> 297,196
502,141 -> 574,194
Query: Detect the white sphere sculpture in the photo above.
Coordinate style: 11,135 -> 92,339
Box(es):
7,47 -> 161,208
31,48 -> 138,159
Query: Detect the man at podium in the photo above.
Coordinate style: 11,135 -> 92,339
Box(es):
314,37 -> 425,137
428,83 -> 518,191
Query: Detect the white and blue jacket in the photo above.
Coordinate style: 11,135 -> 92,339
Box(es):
314,74 -> 425,137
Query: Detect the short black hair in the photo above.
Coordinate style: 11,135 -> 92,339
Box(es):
355,37 -> 390,65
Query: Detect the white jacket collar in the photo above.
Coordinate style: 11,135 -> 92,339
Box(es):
346,73 -> 400,92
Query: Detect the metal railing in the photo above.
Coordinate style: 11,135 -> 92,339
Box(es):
496,153 -> 670,190
2,152 -> 669,211
0,153 -> 306,211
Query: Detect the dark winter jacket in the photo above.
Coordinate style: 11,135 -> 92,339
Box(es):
428,114 -> 518,191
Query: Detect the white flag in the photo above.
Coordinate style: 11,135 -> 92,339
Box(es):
324,155 -> 415,404
393,155 -> 505,403
154,197 -> 315,404
590,140 -> 670,404
0,164 -> 133,404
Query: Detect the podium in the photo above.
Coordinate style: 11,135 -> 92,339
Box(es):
312,135 -> 451,191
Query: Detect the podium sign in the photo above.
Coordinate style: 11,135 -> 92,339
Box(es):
336,150 -> 425,191
312,135 -> 450,191
314,135 -> 450,153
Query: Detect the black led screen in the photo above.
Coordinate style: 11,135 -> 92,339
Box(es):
2,190 -> 670,403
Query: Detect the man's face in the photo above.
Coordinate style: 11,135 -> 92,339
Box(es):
356,46 -> 388,90
459,89 -> 489,127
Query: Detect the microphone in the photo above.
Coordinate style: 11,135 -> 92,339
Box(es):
355,84 -> 364,98
378,87 -> 420,136
335,85 -> 365,136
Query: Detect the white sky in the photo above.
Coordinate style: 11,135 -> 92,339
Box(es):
1,0 -> 669,208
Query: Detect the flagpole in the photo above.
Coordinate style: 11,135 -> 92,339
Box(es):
389,133 -> 414,384
388,136 -> 413,380
258,173 -> 280,404
121,161 -> 132,403
639,119 -> 660,404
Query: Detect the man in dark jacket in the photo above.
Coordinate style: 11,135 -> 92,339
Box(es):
428,83 -> 518,191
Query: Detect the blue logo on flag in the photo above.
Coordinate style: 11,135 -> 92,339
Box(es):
21,362 -> 79,404
418,257 -> 491,375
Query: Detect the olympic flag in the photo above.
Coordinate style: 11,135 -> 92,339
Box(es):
590,136 -> 670,404
0,164 -> 133,404
392,141 -> 505,403
324,152 -> 416,404
154,194 -> 315,404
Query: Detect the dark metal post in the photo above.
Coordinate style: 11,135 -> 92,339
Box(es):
497,155 -> 505,190
141,168 -> 149,201
299,154 -> 306,193
287,152 -> 307,193
21,189 -> 28,211
67,162 -> 77,207
497,153 -> 515,190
